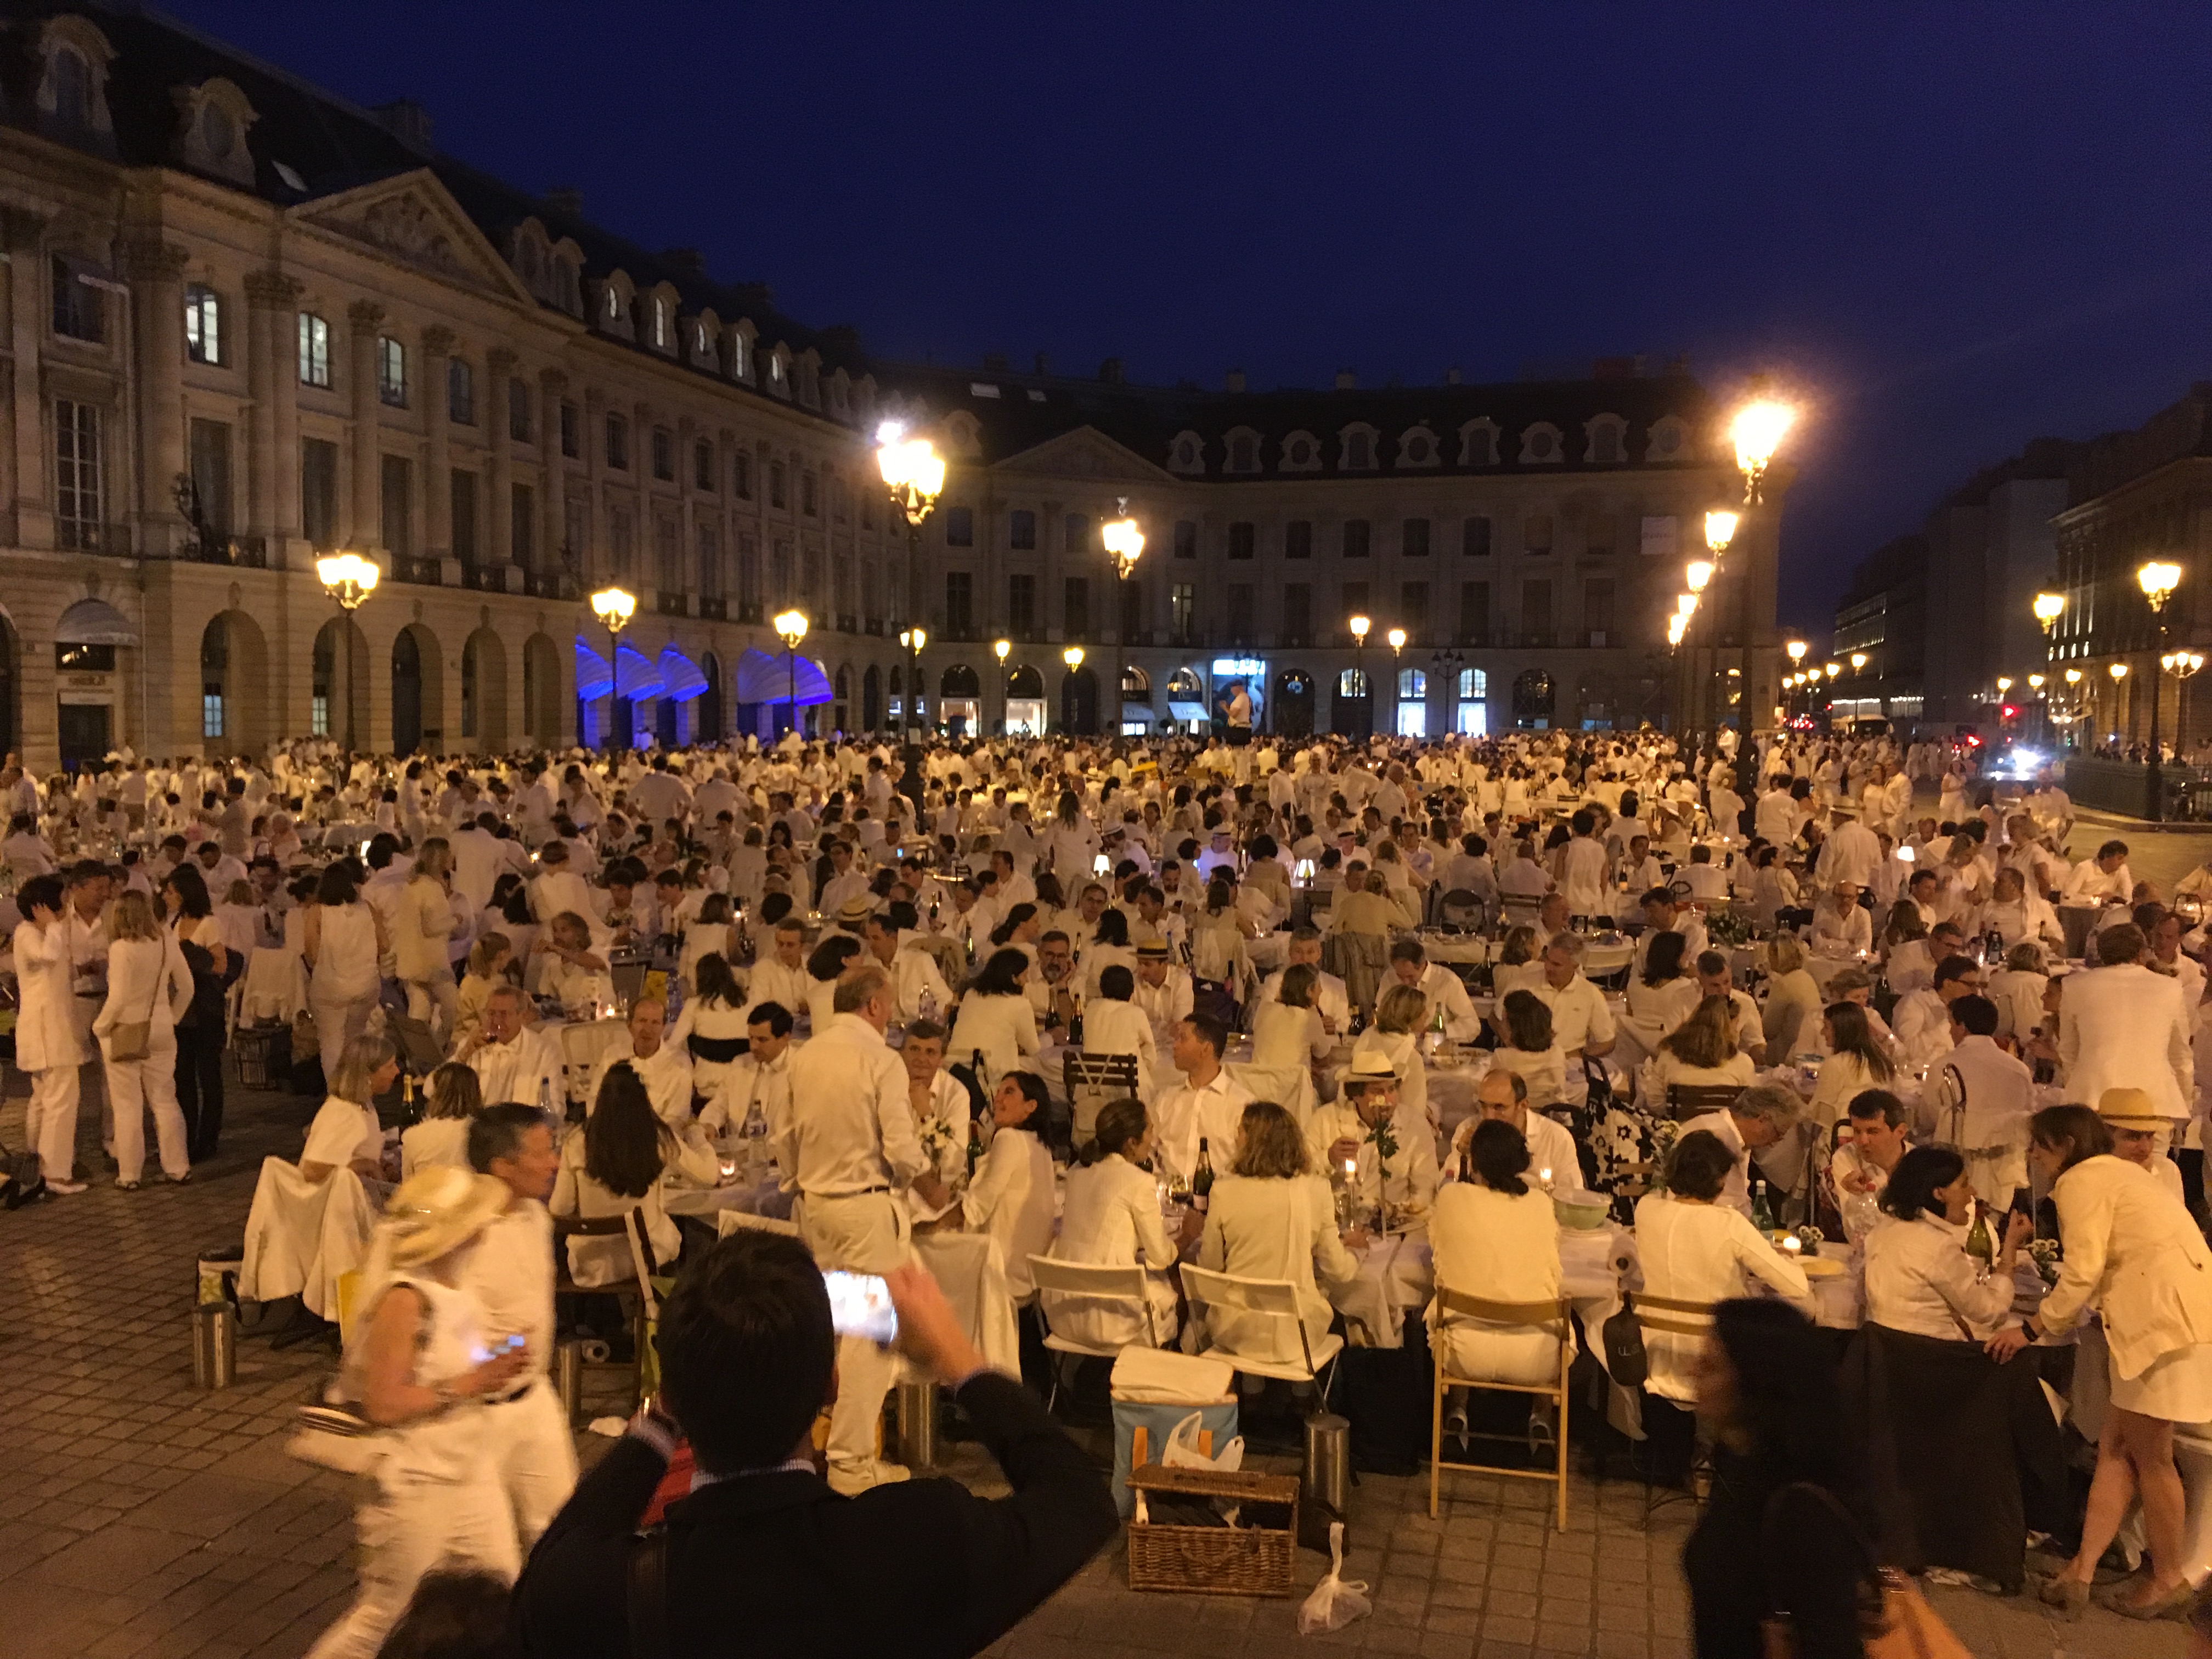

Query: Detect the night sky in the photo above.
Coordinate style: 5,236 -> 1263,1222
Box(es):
162,1 -> 2212,637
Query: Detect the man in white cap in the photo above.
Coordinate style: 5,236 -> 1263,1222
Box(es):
1307,1049 -> 1438,1212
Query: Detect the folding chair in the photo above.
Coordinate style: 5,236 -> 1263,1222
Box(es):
1665,1083 -> 1744,1124
554,1207 -> 659,1410
387,1013 -> 445,1079
1178,1262 -> 1344,1403
1028,1256 -> 1161,1410
1427,1290 -> 1574,1528
1629,1291 -> 1719,1521
1061,1051 -> 1139,1148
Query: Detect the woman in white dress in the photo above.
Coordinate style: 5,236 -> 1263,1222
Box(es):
301,1034 -> 398,1186
303,862 -> 388,1086
1194,1100 -> 1361,1368
1990,1104 -> 2212,1619
961,1071 -> 1058,1304
97,890 -> 195,1189
1252,963 -> 1333,1113
1863,1145 -> 2027,1343
1644,994 -> 1757,1103
946,947 -> 1040,1090
307,1167 -> 528,1659
400,1062 -> 483,1178
395,837 -> 461,1043
549,1063 -> 716,1286
667,953 -> 753,1101
1045,1097 -> 1191,1349
1429,1120 -> 1568,1387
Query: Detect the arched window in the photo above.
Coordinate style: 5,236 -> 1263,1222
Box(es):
52,47 -> 89,130
1397,668 -> 1426,699
1511,668 -> 1555,727
1338,668 -> 1369,697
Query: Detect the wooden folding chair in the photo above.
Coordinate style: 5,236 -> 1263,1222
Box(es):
1061,1050 -> 1139,1148
1428,1289 -> 1573,1528
1665,1083 -> 1745,1124
1629,1291 -> 1719,1521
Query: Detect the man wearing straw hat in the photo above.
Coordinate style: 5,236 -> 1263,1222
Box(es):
1308,1049 -> 1440,1215
2100,1087 -> 2188,1208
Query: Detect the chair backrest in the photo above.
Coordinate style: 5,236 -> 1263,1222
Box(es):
1179,1261 -> 1303,1319
1436,1286 -> 1569,1332
1440,889 -> 1483,926
1063,1051 -> 1140,1145
715,1208 -> 804,1242
1028,1254 -> 1149,1301
1630,1290 -> 1718,1339
1667,1083 -> 1743,1123
562,1018 -> 628,1078
387,1013 -> 445,1076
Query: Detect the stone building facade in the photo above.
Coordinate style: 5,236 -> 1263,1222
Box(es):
0,4 -> 1780,772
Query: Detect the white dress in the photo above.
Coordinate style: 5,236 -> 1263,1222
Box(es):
1632,1194 -> 1813,1402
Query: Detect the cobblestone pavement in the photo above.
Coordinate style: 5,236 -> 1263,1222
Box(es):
0,1074 -> 2189,1659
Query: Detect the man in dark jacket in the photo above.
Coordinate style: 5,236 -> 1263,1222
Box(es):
514,1233 -> 1116,1659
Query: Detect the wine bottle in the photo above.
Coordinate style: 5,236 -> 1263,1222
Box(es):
968,1117 -> 985,1177
1192,1137 -> 1214,1212
1748,1176 -> 1776,1235
1965,1202 -> 1993,1272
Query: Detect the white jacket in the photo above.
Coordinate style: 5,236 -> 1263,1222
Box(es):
2041,1154 -> 2212,1380
12,920 -> 84,1073
2058,962 -> 2193,1119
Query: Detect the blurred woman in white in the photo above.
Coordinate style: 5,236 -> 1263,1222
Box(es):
1760,933 -> 1824,1062
1809,880 -> 1872,957
1045,1097 -> 1193,1348
307,1167 -> 529,1659
667,953 -> 752,1101
1633,1130 -> 1811,1403
400,1062 -> 482,1178
1986,941 -> 2050,1046
1491,924 -> 1545,1000
676,891 -> 737,994
947,947 -> 1040,1088
1810,1001 -> 1897,1130
1194,1100 -> 1360,1368
303,862 -> 388,1085
1745,845 -> 1800,932
961,1072 -> 1058,1303
1488,989 -> 1566,1110
1430,1119 -> 1568,1387
396,837 -> 460,1042
97,889 -> 194,1189
301,1033 -> 397,1188
1863,1145 -> 2027,1342
1645,995 -> 1757,1102
1252,963 -> 1334,1116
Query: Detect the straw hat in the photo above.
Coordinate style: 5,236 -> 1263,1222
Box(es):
834,897 -> 876,927
2097,1087 -> 2183,1127
383,1168 -> 511,1267
1135,935 -> 1173,962
1338,1049 -> 1404,1088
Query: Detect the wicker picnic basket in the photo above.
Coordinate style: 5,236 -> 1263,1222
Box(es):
1125,1462 -> 1300,1596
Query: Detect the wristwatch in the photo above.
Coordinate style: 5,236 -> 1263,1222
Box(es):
2019,1319 -> 2039,1345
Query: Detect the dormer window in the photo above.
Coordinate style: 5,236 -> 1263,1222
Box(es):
170,77 -> 257,188
1646,416 -> 1685,461
1459,419 -> 1500,466
652,296 -> 671,351
53,48 -> 89,131
1397,426 -> 1438,467
1169,432 -> 1204,474
38,19 -> 116,150
694,320 -> 709,357
1339,426 -> 1378,470
604,288 -> 619,321
1224,428 -> 1261,473
1519,422 -> 1562,464
1584,414 -> 1628,464
1280,432 -> 1321,473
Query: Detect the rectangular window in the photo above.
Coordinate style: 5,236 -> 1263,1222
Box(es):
608,504 -> 634,575
1173,520 -> 1197,560
650,427 -> 674,481
945,505 -> 974,547
770,538 -> 792,601
1522,578 -> 1554,642
51,256 -> 100,342
1226,583 -> 1255,641
380,454 -> 413,556
1342,518 -> 1370,558
1585,514 -> 1615,556
54,398 -> 103,548
1459,581 -> 1490,643
511,482 -> 534,566
298,312 -> 331,387
1283,583 -> 1311,642
734,452 -> 753,499
184,284 -> 221,365
1009,509 -> 1036,550
1064,513 -> 1089,557
188,417 -> 232,534
1170,582 -> 1195,642
508,378 -> 532,442
1285,519 -> 1312,559
447,357 -> 475,425
769,462 -> 786,508
800,470 -> 818,516
1342,579 -> 1370,624
1120,575 -> 1144,641
945,571 -> 974,635
606,414 -> 633,471
559,401 -> 579,458
1401,580 -> 1428,629
1583,577 -> 1616,644
202,693 -> 224,740
377,336 -> 407,407
694,439 -> 715,491
1227,521 -> 1255,560
301,437 -> 339,549
1524,515 -> 1553,555
1402,517 -> 1430,557
1064,577 -> 1091,639
450,469 -> 478,563
1639,514 -> 1679,558
1463,515 -> 1492,557
697,524 -> 723,599
311,694 -> 329,738
656,515 -> 680,592
1008,573 -> 1036,636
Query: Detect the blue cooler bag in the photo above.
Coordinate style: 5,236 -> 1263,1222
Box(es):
1108,1348 -> 1239,1519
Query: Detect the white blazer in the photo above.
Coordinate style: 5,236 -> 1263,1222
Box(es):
1195,1173 -> 1358,1367
2059,962 -> 2193,1119
2041,1153 -> 2212,1380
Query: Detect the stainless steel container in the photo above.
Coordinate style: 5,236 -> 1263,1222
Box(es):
1300,1412 -> 1351,1550
191,1301 -> 236,1390
894,1380 -> 939,1469
555,1338 -> 583,1423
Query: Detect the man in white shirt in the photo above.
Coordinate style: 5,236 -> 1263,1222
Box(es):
1259,927 -> 1349,1036
817,842 -> 871,919
1633,889 -> 1709,975
862,913 -> 953,1024
1307,1051 -> 1440,1214
1828,1087 -> 1911,1242
1815,811 -> 1882,894
450,813 -> 507,913
1677,845 -> 1729,904
1893,953 -> 1979,1070
1385,939 -> 1481,1042
785,963 -> 945,1493
1531,934 -> 1616,1058
698,1003 -> 796,1150
588,998 -> 695,1126
460,987 -> 565,1110
1130,938 -> 1194,1044
1927,994 -> 2032,1208
2062,839 -> 2133,905
1447,1066 -> 1579,1190
744,921 -> 813,1020
1679,1083 -> 1802,1217
1150,1015 -> 1253,1186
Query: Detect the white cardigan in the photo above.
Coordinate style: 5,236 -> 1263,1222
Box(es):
94,934 -> 193,1059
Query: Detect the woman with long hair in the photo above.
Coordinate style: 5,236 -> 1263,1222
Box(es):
1492,923 -> 1545,999
1988,1104 -> 2212,1618
397,837 -> 461,1042
96,889 -> 194,1189
947,946 -> 1040,1087
550,1063 -> 712,1286
1194,1099 -> 1360,1366
1626,927 -> 1701,1047
161,861 -> 233,1163
803,933 -> 863,1031
1047,1096 -> 1189,1348
1760,932 -> 1824,1062
1081,906 -> 1137,1001
1649,993 -> 1757,1099
1810,1001 -> 1897,1128
961,1071 -> 1057,1304
452,933 -> 512,1052
303,860 -> 388,1087
668,952 -> 752,1097
400,1062 -> 484,1178
677,891 -> 736,995
1489,989 -> 1566,1110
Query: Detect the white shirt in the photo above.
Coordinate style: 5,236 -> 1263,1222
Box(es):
589,1040 -> 696,1127
465,1025 -> 565,1111
1260,964 -> 1350,1035
1151,1066 -> 1255,1187
464,1201 -> 556,1376
1632,1193 -> 1813,1401
743,958 -> 812,1022
1080,996 -> 1160,1102
302,1094 -> 382,1170
783,1012 -> 927,1197
1404,962 -> 1481,1042
1863,1213 -> 2015,1342
1531,973 -> 1616,1056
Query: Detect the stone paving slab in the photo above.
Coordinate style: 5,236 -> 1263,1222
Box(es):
0,1057 -> 2192,1659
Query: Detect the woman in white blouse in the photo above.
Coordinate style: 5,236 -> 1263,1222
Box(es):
1488,989 -> 1566,1110
1633,1130 -> 1812,1403
1862,1145 -> 2027,1342
1809,880 -> 1873,957
961,1071 -> 1059,1303
399,1062 -> 483,1179
947,947 -> 1041,1088
1194,1101 -> 1361,1368
1644,994 -> 1757,1102
1760,932 -> 1824,1062
301,1033 -> 398,1186
1252,962 -> 1334,1109
1429,1120 -> 1567,1386
1046,1097 -> 1194,1348
1491,925 -> 1545,1001
1809,1002 -> 1898,1130
303,862 -> 389,1085
95,890 -> 194,1189
550,1063 -> 718,1286
1625,930 -> 1701,1053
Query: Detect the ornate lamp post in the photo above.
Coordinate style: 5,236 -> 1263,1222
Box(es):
1348,613 -> 1372,738
1062,644 -> 1085,735
773,608 -> 809,743
2165,650 -> 2204,771
877,423 -> 945,740
1102,501 -> 1144,741
994,637 -> 1011,733
1726,400 -> 1795,738
898,624 -> 928,742
2139,561 -> 2182,817
315,552 -> 379,754
589,583 -> 636,755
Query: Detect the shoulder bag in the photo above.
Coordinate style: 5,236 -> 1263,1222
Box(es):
107,946 -> 167,1064
1760,1480 -> 1973,1659
1600,1294 -> 1648,1387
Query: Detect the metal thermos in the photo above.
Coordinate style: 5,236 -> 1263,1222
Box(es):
894,1380 -> 939,1469
555,1338 -> 583,1423
1301,1412 -> 1351,1550
191,1302 -> 237,1390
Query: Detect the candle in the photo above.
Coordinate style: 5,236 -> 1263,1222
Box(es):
1782,1235 -> 1802,1256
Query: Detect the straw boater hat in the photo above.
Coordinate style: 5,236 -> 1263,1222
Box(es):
834,897 -> 876,928
384,1169 -> 511,1267
1135,935 -> 1172,962
2097,1087 -> 2184,1128
1338,1049 -> 1404,1090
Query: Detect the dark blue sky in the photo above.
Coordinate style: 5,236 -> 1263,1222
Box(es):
166,1 -> 2212,635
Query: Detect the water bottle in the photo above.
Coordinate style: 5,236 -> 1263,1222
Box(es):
918,989 -> 938,1025
742,1092 -> 769,1170
538,1076 -> 555,1120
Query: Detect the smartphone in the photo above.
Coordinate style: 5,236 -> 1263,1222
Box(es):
822,1270 -> 898,1344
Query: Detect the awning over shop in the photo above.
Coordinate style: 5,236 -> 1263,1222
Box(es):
1122,702 -> 1157,726
573,638 -> 613,698
656,645 -> 709,702
57,596 -> 137,646
1168,701 -> 1210,722
735,646 -> 830,706
616,642 -> 664,699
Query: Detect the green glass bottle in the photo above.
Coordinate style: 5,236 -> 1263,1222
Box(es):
1748,1177 -> 1776,1236
1192,1137 -> 1215,1213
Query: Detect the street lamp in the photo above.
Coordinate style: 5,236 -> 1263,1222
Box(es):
774,608 -> 809,744
1062,644 -> 1086,735
315,552 -> 379,754
2166,650 -> 2205,763
898,624 -> 928,741
1348,613 -> 1372,737
2138,560 -> 2184,816
1730,400 -> 1796,507
1704,510 -> 1739,556
1786,640 -> 1807,665
1102,500 -> 1144,741
2034,591 -> 2066,638
878,423 -> 946,740
589,584 -> 637,755
1850,652 -> 1867,672
1387,627 -> 1407,657
1686,559 -> 1715,596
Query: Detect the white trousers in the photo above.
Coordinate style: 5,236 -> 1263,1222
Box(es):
482,1380 -> 578,1549
312,990 -> 378,1082
802,1190 -> 913,1476
106,1046 -> 190,1183
27,1066 -> 80,1181
405,974 -> 458,1048
305,1459 -> 519,1659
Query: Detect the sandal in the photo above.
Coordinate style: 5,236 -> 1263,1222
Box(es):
115,1179 -> 140,1192
2034,1574 -> 2092,1617
2107,1582 -> 2193,1622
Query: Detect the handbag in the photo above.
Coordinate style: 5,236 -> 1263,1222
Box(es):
1601,1300 -> 1649,1387
1759,1481 -> 1974,1659
284,1402 -> 383,1475
107,951 -> 166,1064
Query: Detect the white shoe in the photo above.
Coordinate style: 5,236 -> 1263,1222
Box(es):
827,1459 -> 912,1496
46,1179 -> 88,1195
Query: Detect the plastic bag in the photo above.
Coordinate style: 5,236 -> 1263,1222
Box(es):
1297,1521 -> 1372,1635
1160,1408 -> 1244,1474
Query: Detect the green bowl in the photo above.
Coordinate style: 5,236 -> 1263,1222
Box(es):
1553,1190 -> 1610,1231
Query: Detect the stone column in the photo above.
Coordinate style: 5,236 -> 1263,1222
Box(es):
125,239 -> 190,554
538,368 -> 567,586
2,210 -> 53,548
421,325 -> 454,572
582,385 -> 605,589
486,347 -> 515,574
676,414 -> 696,607
243,270 -> 301,555
346,301 -> 384,554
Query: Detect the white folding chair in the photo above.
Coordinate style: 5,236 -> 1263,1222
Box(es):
1028,1255 -> 1160,1410
1177,1262 -> 1344,1400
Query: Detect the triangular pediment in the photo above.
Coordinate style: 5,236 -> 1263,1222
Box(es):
995,425 -> 1177,484
290,171 -> 534,303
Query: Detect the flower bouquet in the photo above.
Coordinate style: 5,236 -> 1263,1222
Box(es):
2026,1237 -> 2062,1288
